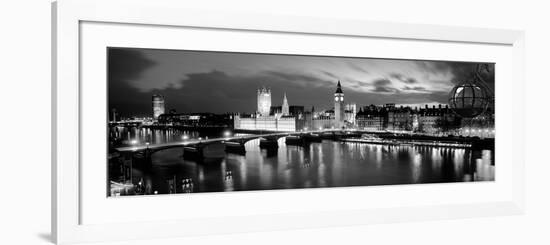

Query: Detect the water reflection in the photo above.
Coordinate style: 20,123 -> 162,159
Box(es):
109,128 -> 495,196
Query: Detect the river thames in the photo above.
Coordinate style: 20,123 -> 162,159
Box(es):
108,127 -> 494,196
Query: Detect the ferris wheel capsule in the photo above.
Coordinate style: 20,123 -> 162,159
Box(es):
448,81 -> 491,118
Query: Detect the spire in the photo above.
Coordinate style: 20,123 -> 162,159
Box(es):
335,80 -> 343,94
282,92 -> 289,116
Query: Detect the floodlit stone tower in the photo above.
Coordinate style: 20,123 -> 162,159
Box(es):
257,87 -> 271,116
152,94 -> 165,120
282,93 -> 289,116
334,80 -> 345,128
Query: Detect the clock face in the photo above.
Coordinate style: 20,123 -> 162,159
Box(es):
335,97 -> 339,102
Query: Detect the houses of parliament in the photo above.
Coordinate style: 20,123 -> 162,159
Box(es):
234,81 -> 356,132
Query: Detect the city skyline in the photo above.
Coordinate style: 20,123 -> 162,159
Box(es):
108,48 -> 494,117
107,47 -> 496,197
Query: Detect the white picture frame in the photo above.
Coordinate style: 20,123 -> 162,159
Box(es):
52,0 -> 525,244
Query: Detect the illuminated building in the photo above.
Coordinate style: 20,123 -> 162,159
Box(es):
418,105 -> 443,134
152,94 -> 165,120
235,82 -> 353,132
311,115 -> 334,129
110,108 -> 118,122
356,105 -> 385,131
234,114 -> 296,132
417,104 -> 458,135
386,105 -> 412,131
344,103 -> 357,125
235,88 -> 297,132
334,80 -> 345,128
257,87 -> 271,116
458,107 -> 495,138
271,105 -> 304,116
282,93 -> 289,116
157,113 -> 233,127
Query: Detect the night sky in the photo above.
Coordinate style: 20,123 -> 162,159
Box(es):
108,47 -> 494,118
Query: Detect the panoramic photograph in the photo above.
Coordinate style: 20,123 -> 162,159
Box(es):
107,47 -> 495,197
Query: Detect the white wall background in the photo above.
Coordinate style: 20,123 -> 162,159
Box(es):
0,0 -> 548,244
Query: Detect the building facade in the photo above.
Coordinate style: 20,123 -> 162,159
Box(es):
356,105 -> 385,131
152,94 -> 165,120
235,87 -> 297,132
234,114 -> 296,132
386,106 -> 413,131
158,113 -> 233,127
417,104 -> 458,135
257,87 -> 271,116
458,107 -> 495,138
344,103 -> 357,125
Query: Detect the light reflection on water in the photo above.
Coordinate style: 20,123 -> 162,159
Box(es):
111,128 -> 495,195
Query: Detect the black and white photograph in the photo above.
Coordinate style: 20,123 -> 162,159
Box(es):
11,0 -> 550,244
107,47 -> 495,196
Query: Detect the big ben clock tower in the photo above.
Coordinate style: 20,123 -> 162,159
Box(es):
334,80 -> 345,128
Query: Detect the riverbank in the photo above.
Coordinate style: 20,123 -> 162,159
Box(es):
336,131 -> 494,150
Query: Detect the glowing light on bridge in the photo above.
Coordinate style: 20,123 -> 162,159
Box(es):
182,135 -> 189,140
223,131 -> 232,138
130,139 -> 138,145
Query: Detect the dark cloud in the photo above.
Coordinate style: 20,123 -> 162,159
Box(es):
417,61 -> 451,75
108,48 -> 157,117
370,78 -> 397,93
372,87 -> 396,93
261,70 -> 332,88
111,69 -> 343,115
389,73 -> 418,84
426,91 -> 450,105
373,78 -> 391,86
344,78 -> 370,91
402,86 -> 427,91
108,48 -> 156,86
389,73 -> 403,80
345,89 -> 449,106
449,63 -> 494,89
418,61 -> 494,90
